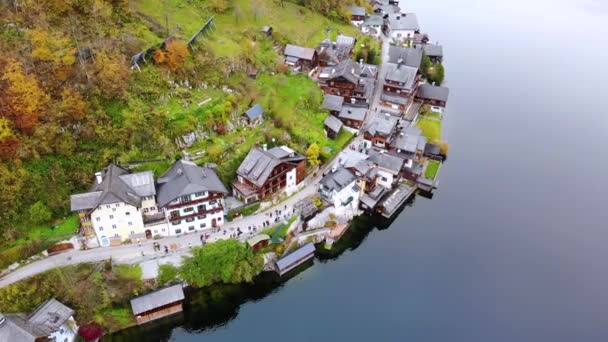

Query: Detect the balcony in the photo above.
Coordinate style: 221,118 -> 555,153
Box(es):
168,206 -> 224,222
166,193 -> 223,209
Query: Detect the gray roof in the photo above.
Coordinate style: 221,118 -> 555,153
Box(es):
385,63 -> 418,90
391,126 -> 424,153
119,171 -> 156,197
70,164 -> 145,211
322,94 -> 344,112
338,106 -> 367,122
336,35 -> 355,47
276,243 -> 315,272
423,44 -> 443,57
381,93 -> 409,105
363,14 -> 384,27
244,103 -> 264,120
130,284 -> 185,315
321,167 -> 356,193
348,6 -> 366,16
366,113 -> 399,137
417,83 -> 449,102
324,115 -> 343,133
388,13 -> 420,31
237,146 -> 304,188
156,160 -> 227,208
381,183 -> 414,214
284,44 -> 316,61
388,45 -> 423,68
0,298 -> 74,341
368,151 -> 406,174
319,59 -> 361,84
425,143 -> 441,156
337,149 -> 369,169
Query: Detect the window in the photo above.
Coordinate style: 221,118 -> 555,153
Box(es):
162,228 -> 166,232
195,192 -> 206,197
154,230 -> 158,234
143,208 -> 149,213
96,217 -> 101,222
126,211 -> 130,216
382,177 -> 388,182
128,222 -> 133,226
197,204 -> 206,212
186,217 -> 195,223
197,214 -> 207,220
183,207 -> 194,213
106,205 -> 111,209
200,223 -> 206,228
115,203 -> 120,207
112,224 -> 117,229
171,220 -> 181,225
60,328 -> 64,334
170,210 -> 179,218
112,208 -> 116,212
130,231 -> 135,235
114,233 -> 119,237
99,226 -> 104,231
109,215 -> 114,219
175,229 -> 182,234
188,226 -> 195,231
180,195 -> 191,203
209,200 -> 217,205
217,217 -> 222,222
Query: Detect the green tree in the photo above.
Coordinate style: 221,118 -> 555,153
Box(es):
28,201 -> 52,224
157,264 -> 179,286
306,143 -> 321,167
179,239 -> 263,287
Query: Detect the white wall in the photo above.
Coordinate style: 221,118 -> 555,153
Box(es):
376,169 -> 396,188
91,202 -> 145,247
329,181 -> 360,215
48,316 -> 78,342
163,192 -> 225,236
285,168 -> 297,195
141,196 -> 158,215
391,29 -> 416,42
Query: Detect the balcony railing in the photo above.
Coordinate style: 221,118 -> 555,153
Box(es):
166,193 -> 223,209
168,206 -> 224,222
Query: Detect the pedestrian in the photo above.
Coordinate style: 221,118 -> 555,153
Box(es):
164,245 -> 168,254
188,242 -> 192,249
141,251 -> 145,257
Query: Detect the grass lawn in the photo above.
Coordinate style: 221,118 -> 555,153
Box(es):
416,116 -> 442,143
425,160 -> 441,180
422,111 -> 442,120
9,215 -> 79,249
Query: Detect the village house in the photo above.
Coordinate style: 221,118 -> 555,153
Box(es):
348,6 -> 366,23
0,298 -> 78,342
381,62 -> 419,110
261,25 -> 273,37
321,94 -> 344,116
386,13 -> 420,44
363,113 -> 400,149
388,45 -> 423,69
156,160 -> 228,236
130,284 -> 185,325
317,35 -> 356,67
70,164 -> 160,247
413,33 -> 430,45
317,59 -> 376,107
283,44 -> 318,71
424,143 -> 443,161
324,115 -> 343,139
422,44 -> 443,63
241,103 -> 264,126
361,14 -> 384,38
416,83 -> 450,108
247,234 -> 271,252
233,145 -> 306,204
338,105 -> 368,129
367,150 -> 406,189
388,126 -> 427,166
319,166 -> 360,215
335,149 -> 378,193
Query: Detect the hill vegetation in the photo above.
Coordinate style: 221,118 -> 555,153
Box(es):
0,0 -> 367,248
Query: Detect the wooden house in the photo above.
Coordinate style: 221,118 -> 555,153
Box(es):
415,83 -> 449,108
363,113 -> 399,149
284,44 -> 318,71
381,62 -> 419,110
317,59 -> 376,107
348,6 -> 366,22
321,94 -> 344,116
247,234 -> 271,252
242,103 -> 264,126
324,115 -> 343,139
130,284 -> 185,325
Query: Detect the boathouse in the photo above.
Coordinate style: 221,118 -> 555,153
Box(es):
378,183 -> 416,218
275,243 -> 316,276
247,234 -> 271,252
130,284 -> 185,325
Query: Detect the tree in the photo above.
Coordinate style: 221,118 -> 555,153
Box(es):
157,264 -> 179,286
179,239 -> 263,287
28,201 -> 52,224
92,50 -> 129,99
427,63 -> 445,85
306,143 -> 321,167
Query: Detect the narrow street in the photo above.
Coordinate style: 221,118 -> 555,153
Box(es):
0,34 -> 394,289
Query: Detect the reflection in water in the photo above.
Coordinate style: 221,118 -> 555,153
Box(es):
107,198 -> 417,341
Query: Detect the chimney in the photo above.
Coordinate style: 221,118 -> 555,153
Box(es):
332,42 -> 337,50
400,132 -> 405,136
385,113 -> 390,119
331,165 -> 337,173
396,15 -> 400,20
95,172 -> 103,184
262,143 -> 267,151
331,68 -> 336,74
351,68 -> 355,74
359,59 -> 364,68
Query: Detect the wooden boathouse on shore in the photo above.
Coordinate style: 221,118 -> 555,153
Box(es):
378,183 -> 416,218
130,284 -> 185,325
275,243 -> 316,276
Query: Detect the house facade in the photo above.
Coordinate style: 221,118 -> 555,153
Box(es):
233,145 -> 306,204
70,164 -> 159,247
381,62 -> 419,110
156,160 -> 228,236
284,44 -> 318,71
415,83 -> 450,107
363,113 -> 399,149
317,59 -> 374,107
386,13 -> 420,44
319,167 -> 360,215
130,284 -> 185,325
0,299 -> 78,342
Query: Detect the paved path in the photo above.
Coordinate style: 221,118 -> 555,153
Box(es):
0,33 -> 395,289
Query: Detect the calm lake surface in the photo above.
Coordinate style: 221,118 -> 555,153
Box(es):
109,0 -> 608,341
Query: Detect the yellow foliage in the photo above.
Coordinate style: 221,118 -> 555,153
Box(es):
29,29 -> 75,66
165,40 -> 190,71
0,118 -> 14,141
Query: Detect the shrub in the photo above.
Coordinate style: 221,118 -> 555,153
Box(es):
157,264 -> 179,286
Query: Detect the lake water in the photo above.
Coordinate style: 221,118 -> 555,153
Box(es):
108,0 -> 608,341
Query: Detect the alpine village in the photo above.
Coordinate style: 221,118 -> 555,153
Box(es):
0,0 -> 449,340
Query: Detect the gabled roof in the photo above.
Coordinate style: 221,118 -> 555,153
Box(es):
322,94 -> 344,112
385,63 -> 418,90
388,45 -> 423,68
348,6 -> 366,16
324,115 -> 343,133
119,171 -> 156,197
247,234 -> 270,247
366,113 -> 399,137
284,44 -> 316,61
425,143 -> 441,156
156,160 -> 227,208
244,103 -> 264,120
423,44 -> 443,57
276,243 -> 315,272
417,83 -> 450,102
368,151 -> 406,174
388,13 -> 420,31
0,298 -> 74,341
319,59 -> 361,84
320,167 -> 357,193
338,106 -> 367,122
130,284 -> 185,315
70,164 -> 144,211
363,14 -> 384,27
237,146 -> 305,188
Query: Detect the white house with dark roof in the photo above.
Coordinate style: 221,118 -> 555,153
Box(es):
70,164 -> 159,247
386,13 -> 420,43
361,14 -> 384,38
388,45 -> 423,69
0,298 -> 78,342
156,160 -> 228,236
367,150 -> 406,188
319,167 -> 360,215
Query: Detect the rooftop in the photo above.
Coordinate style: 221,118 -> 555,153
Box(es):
130,284 -> 185,315
321,94 -> 344,112
385,63 -> 418,90
324,115 -> 343,133
366,113 -> 399,137
368,150 -> 406,174
363,14 -> 384,27
338,106 -> 367,122
237,146 -> 304,188
388,45 -> 423,68
417,83 -> 450,102
284,44 -> 316,61
423,44 -> 443,57
275,243 -> 315,272
348,6 -> 366,16
244,103 -> 264,120
320,167 -> 357,193
388,13 -> 420,31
